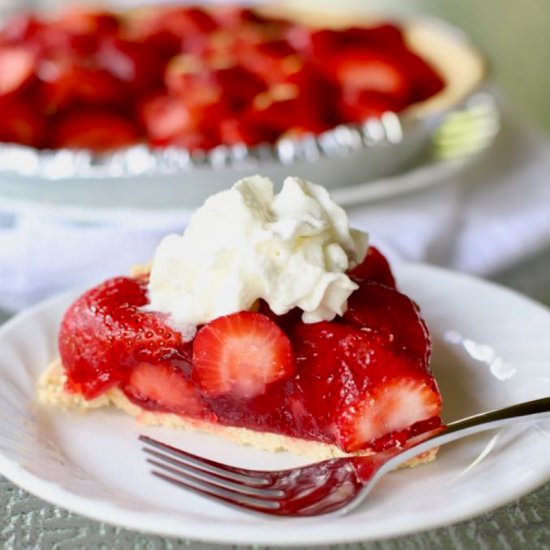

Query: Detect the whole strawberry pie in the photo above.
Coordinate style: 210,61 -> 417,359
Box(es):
39,175 -> 442,460
0,4 -> 446,152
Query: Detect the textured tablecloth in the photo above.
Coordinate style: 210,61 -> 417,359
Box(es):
2,247 -> 550,550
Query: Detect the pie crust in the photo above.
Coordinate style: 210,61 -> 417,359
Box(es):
38,359 -> 437,466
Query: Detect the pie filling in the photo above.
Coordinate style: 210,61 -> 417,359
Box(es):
0,5 -> 444,151
55,246 -> 442,455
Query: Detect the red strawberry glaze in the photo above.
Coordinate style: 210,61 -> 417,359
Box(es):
348,245 -> 396,288
0,6 -> 444,152
58,275 -> 193,399
192,311 -> 295,398
52,110 -> 140,151
292,321 -> 440,451
58,247 -> 442,453
344,281 -> 431,365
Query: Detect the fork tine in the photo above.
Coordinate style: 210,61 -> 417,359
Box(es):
145,453 -> 285,498
140,435 -> 369,517
149,467 -> 282,512
139,435 -> 271,486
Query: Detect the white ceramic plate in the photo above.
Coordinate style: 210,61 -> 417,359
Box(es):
1,263 -> 550,545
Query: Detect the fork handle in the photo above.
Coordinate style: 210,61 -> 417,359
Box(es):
443,396 -> 550,435
390,396 -> 550,471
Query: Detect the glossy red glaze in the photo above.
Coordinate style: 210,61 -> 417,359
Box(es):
348,246 -> 396,288
52,109 -> 140,151
58,276 -> 193,399
59,248 -> 442,453
344,281 -> 431,364
0,6 -> 444,152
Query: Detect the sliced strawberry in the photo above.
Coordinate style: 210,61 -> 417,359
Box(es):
137,6 -> 218,56
139,93 -> 199,143
213,65 -> 267,111
122,13 -> 182,60
344,281 -> 431,365
247,80 -> 332,137
165,61 -> 266,113
193,312 -> 295,399
35,26 -> 98,59
9,8 -> 105,59
96,37 -> 165,92
59,276 -> 193,399
401,51 -> 445,103
334,325 -> 440,453
327,48 -> 410,105
0,7 -> 444,153
249,95 -> 329,137
335,375 -> 442,452
218,116 -> 271,147
293,322 -> 360,434
347,246 -> 396,288
355,24 -> 405,49
163,54 -> 207,95
139,91 -> 223,150
123,362 -> 207,417
304,25 -> 405,60
38,62 -> 128,112
53,7 -> 120,37
158,6 -> 219,37
166,130 -> 219,152
0,12 -> 43,45
213,6 -> 290,29
293,321 -> 441,451
338,88 -> 404,122
236,38 -> 300,84
0,46 -> 35,97
52,110 -> 139,151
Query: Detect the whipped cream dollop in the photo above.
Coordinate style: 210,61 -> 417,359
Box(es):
147,175 -> 368,335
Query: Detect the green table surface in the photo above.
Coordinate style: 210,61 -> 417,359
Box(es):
1,247 -> 550,549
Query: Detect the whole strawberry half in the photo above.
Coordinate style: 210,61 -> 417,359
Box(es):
123,362 -> 208,417
0,98 -> 46,147
293,321 -> 441,453
37,58 -> 131,113
347,246 -> 396,288
344,280 -> 431,365
59,276 -> 193,399
0,46 -> 36,98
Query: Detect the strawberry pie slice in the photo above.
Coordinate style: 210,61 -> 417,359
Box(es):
39,176 -> 442,463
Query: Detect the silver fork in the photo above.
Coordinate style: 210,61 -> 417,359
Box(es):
140,396 -> 550,517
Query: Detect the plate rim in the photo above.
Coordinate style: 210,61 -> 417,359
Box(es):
1,262 -> 550,545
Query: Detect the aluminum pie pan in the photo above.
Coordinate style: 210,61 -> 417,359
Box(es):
0,111 -> 408,179
0,14 -> 487,208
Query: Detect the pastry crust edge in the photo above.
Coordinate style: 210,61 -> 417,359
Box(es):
38,359 -> 437,467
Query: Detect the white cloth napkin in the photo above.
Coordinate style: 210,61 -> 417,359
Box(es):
351,107 -> 550,273
0,106 -> 549,312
